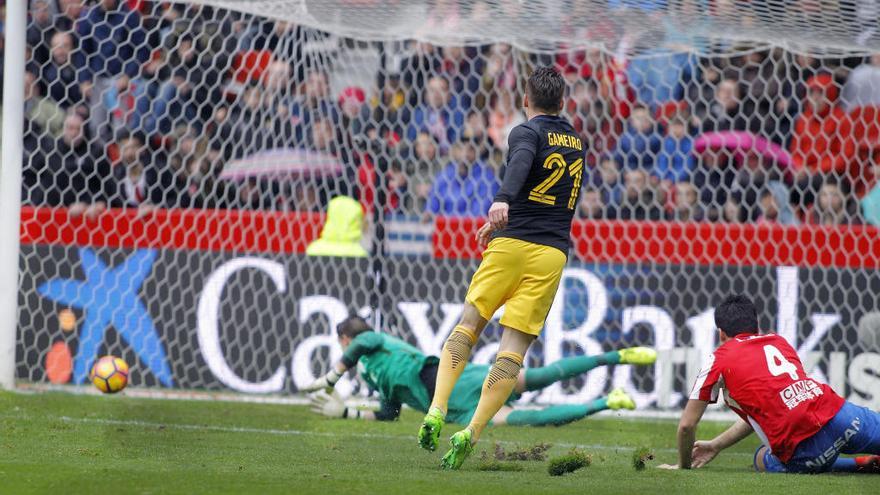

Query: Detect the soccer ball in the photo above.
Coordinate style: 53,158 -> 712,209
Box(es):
89,355 -> 129,394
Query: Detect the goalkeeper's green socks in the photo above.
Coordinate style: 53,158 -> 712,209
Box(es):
505,389 -> 636,426
523,347 -> 657,392
523,351 -> 620,392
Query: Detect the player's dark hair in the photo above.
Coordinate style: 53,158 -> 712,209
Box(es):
714,295 -> 759,337
526,66 -> 565,114
336,315 -> 372,339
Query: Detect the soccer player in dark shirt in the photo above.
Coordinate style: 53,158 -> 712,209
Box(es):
416,67 -> 647,470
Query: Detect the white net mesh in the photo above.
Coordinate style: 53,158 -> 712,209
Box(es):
12,0 -> 880,410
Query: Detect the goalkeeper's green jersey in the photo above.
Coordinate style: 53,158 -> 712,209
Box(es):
341,331 -> 438,418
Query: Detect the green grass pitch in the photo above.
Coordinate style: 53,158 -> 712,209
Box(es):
1,391 -> 878,494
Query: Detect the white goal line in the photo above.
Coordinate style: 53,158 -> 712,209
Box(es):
13,382 -> 740,422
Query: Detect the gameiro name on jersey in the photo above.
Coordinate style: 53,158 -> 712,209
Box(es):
690,333 -> 845,463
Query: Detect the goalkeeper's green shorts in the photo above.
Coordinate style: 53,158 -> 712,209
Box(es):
445,364 -> 520,425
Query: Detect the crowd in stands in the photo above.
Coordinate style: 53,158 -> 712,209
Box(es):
13,0 -> 880,227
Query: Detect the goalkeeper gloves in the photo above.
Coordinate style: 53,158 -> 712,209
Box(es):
301,368 -> 343,393
309,391 -> 362,419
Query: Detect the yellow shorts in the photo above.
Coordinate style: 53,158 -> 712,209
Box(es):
465,237 -> 566,336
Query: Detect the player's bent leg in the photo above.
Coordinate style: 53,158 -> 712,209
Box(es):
840,401 -> 880,456
420,305 -> 486,452
441,328 -> 533,470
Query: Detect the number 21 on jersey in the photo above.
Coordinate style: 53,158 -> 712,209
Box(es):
763,344 -> 799,380
527,153 -> 584,209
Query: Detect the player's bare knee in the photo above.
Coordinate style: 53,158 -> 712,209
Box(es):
459,303 -> 489,334
498,326 -> 536,356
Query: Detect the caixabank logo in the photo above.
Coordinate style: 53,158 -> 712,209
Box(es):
37,247 -> 174,387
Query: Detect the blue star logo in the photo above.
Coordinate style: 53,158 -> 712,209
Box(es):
37,248 -> 174,386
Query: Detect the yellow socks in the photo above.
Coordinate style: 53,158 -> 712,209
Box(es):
429,325 -> 478,414
467,351 -> 524,441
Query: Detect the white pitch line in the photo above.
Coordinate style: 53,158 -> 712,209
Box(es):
34,414 -> 752,457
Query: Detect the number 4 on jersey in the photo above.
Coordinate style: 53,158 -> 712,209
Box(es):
763,344 -> 799,380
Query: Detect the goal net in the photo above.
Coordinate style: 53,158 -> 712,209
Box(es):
12,0 -> 880,410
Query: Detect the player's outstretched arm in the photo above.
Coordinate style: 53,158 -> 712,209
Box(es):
692,418 -> 753,468
659,399 -> 709,470
301,332 -> 384,392
309,390 -> 380,421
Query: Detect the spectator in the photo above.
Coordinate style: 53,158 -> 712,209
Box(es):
654,117 -> 695,184
27,111 -> 106,212
806,179 -> 860,225
426,139 -> 498,218
693,148 -> 737,222
698,77 -> 751,133
789,73 -> 851,206
461,110 -> 491,160
668,182 -> 705,222
42,31 -> 85,109
24,70 -> 65,141
576,188 -> 605,219
614,104 -> 662,171
407,131 -> 442,212
439,46 -> 482,110
102,133 -> 176,211
568,79 -> 619,165
231,178 -> 277,210
617,168 -> 664,221
728,48 -> 782,136
400,42 -> 443,106
291,69 -> 339,144
592,156 -> 624,217
54,0 -> 86,32
366,73 -> 407,139
306,196 -> 368,257
27,0 -> 55,67
309,115 -> 354,205
78,0 -> 151,141
842,54 -> 880,111
487,89 -> 525,152
481,43 -> 518,97
861,161 -> 880,226
230,83 -> 274,156
406,76 -> 465,155
722,195 -> 744,223
757,182 -> 798,225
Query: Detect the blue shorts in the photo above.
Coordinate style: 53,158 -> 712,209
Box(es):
760,401 -> 880,473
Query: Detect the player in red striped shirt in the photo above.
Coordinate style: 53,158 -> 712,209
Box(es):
662,295 -> 880,473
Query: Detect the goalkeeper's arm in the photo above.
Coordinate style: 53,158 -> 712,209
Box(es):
301,332 -> 383,392
309,392 -> 401,422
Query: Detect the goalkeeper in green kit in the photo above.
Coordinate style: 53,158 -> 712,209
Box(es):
302,316 -> 656,426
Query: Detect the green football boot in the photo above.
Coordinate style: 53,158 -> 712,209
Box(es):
607,388 -> 636,410
418,407 -> 445,451
440,428 -> 474,470
617,346 -> 657,365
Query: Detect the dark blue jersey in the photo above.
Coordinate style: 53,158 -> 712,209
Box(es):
493,114 -> 586,253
